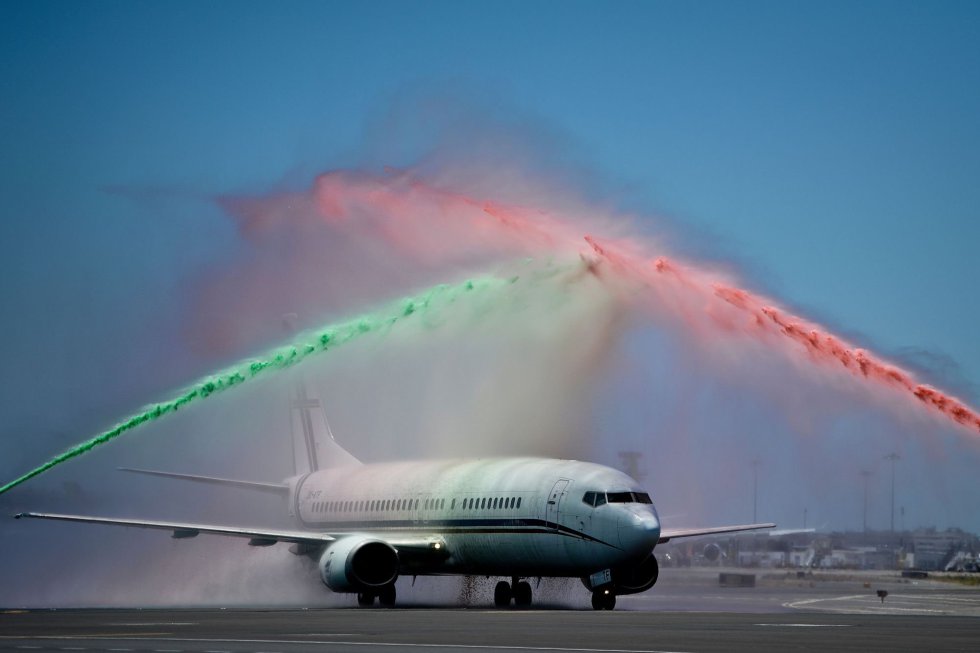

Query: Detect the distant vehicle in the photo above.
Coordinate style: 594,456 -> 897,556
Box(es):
15,385 -> 773,610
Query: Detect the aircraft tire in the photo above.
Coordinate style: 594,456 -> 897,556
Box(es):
513,581 -> 532,607
378,584 -> 396,607
357,591 -> 375,607
493,580 -> 512,607
591,590 -> 615,610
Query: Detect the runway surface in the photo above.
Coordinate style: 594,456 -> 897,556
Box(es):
3,571 -> 978,652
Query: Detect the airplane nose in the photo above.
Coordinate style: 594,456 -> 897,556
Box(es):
619,510 -> 661,552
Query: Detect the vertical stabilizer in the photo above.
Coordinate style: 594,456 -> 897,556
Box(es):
291,378 -> 362,473
283,313 -> 360,474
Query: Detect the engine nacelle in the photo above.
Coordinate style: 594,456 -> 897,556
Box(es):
702,542 -> 723,562
318,535 -> 399,592
582,552 -> 659,596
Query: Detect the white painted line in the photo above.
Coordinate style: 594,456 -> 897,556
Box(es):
105,623 -> 197,627
116,639 -> 692,653
108,649 -> 133,651
754,624 -> 852,628
15,648 -> 41,650
0,638 -> 690,653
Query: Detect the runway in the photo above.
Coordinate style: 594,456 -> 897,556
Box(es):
4,577 -> 980,653
2,606 -> 980,653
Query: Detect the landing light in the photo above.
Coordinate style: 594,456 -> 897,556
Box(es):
434,542 -> 442,549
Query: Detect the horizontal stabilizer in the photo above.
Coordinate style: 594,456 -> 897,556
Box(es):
658,522 -> 776,543
118,467 -> 289,496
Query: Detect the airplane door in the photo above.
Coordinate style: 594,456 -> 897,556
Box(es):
545,479 -> 570,530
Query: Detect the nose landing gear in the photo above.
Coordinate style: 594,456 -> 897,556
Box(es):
493,577 -> 534,608
591,589 -> 616,610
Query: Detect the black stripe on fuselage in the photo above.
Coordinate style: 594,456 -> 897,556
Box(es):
298,516 -> 618,549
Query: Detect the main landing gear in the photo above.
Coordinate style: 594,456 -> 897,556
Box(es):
494,577 -> 533,608
357,583 -> 397,607
591,588 -> 616,610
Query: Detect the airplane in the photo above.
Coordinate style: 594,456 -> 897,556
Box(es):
13,382 -> 775,610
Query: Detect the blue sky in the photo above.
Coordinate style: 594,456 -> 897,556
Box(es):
1,1 -> 978,533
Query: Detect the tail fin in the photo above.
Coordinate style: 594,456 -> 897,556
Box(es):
290,377 -> 361,473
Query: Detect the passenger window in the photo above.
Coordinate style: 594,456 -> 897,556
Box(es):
480,498 -> 486,509
517,497 -> 522,509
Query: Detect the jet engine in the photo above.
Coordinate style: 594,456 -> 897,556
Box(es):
702,542 -> 723,562
318,535 -> 399,592
581,552 -> 659,595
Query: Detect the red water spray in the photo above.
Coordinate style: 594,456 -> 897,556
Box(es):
308,169 -> 980,435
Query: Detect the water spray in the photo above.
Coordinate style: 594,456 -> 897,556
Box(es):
305,170 -> 980,435
0,273 -> 523,496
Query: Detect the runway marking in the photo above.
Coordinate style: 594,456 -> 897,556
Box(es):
108,649 -> 133,651
284,633 -> 362,637
105,622 -> 197,627
0,637 -> 690,653
783,594 -> 949,614
754,623 -> 852,627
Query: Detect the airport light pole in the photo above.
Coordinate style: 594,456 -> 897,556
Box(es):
884,452 -> 900,533
751,459 -> 760,523
860,470 -> 872,533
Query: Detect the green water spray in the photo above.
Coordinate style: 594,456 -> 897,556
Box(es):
0,274 -> 519,496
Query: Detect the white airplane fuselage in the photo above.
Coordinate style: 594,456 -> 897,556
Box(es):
292,457 -> 661,577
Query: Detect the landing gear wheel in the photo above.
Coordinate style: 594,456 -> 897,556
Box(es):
493,580 -> 512,607
357,591 -> 375,607
591,590 -> 616,610
513,580 -> 532,607
378,584 -> 397,607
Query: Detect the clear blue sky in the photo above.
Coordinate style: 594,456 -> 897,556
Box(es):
1,1 -> 978,522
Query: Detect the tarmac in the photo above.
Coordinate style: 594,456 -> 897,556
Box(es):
2,569 -> 978,653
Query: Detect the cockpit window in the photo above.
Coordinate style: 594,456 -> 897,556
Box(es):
582,491 -> 596,506
606,491 -> 653,504
607,491 -> 633,503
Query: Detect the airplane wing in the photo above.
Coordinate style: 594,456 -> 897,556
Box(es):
14,511 -> 334,546
13,512 -> 448,560
658,522 -> 775,543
